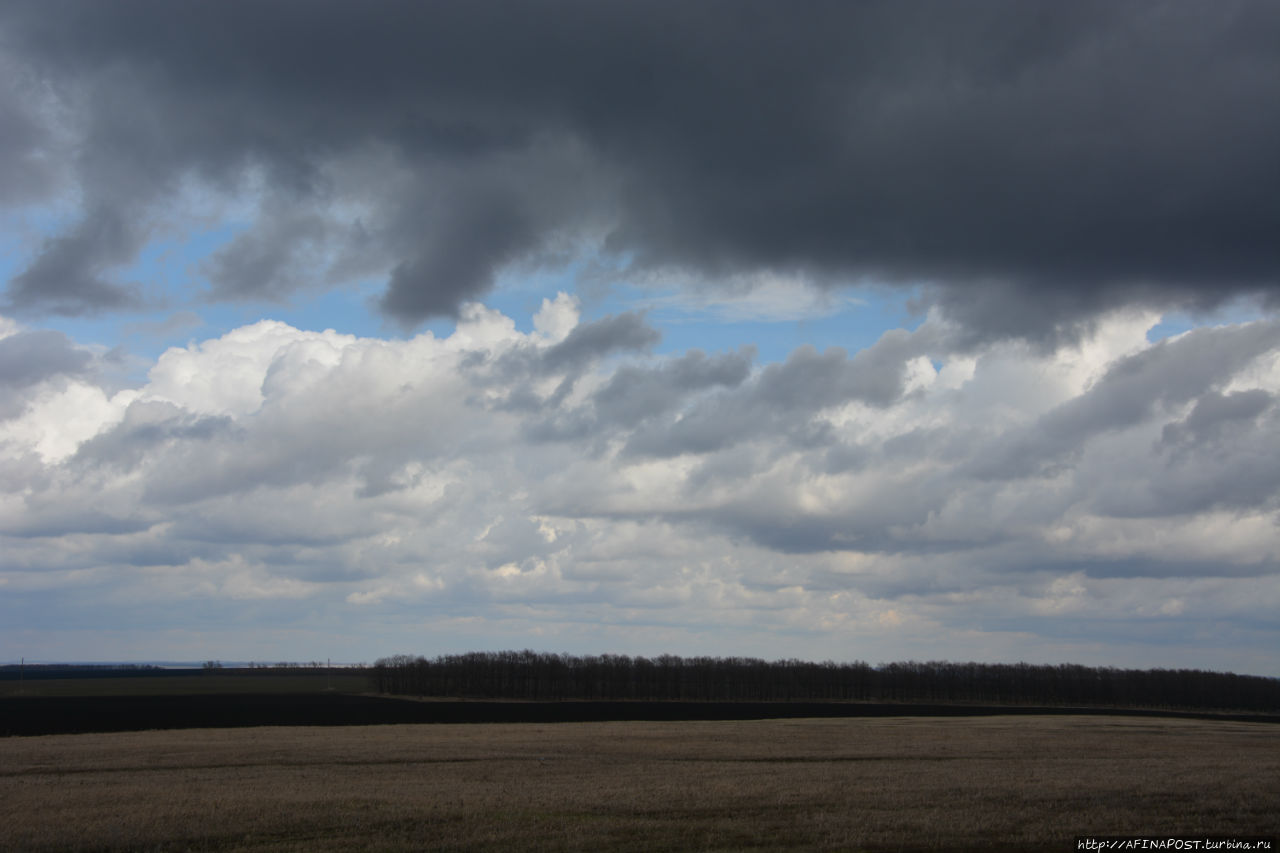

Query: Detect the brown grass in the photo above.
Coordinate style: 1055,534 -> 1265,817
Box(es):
1,716 -> 1276,852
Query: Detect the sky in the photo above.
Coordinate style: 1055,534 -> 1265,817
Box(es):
1,1 -> 1279,675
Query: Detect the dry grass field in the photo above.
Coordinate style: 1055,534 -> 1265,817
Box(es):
2,715 -> 1276,852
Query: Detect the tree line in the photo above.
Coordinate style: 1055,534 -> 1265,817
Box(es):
370,651 -> 1279,713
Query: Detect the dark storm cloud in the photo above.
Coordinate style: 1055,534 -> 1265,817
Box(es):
0,65 -> 62,204
4,207 -> 143,315
202,212 -> 336,301
3,0 -> 1279,333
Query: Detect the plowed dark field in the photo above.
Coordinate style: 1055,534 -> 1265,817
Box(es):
4,693 -> 1276,737
3,715 -> 1278,852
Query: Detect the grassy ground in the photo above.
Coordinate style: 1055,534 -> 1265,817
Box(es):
2,715 -> 1276,852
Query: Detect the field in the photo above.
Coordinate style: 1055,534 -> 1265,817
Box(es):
0,672 -> 371,697
3,715 -> 1277,852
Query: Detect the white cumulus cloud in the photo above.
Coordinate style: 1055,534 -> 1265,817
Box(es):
1,305 -> 1278,672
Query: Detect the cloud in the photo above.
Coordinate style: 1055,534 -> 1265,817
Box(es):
2,1 -> 1277,335
1,303 -> 1278,669
202,211 -> 338,301
593,348 -> 754,427
0,56 -> 65,204
460,309 -> 661,415
968,319 -> 1280,479
1160,388 -> 1273,449
0,323 -> 100,422
618,320 -> 953,459
639,273 -> 864,323
0,328 -> 91,388
4,207 -> 144,315
540,312 -> 660,373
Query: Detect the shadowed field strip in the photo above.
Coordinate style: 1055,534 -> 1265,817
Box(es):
2,716 -> 1277,852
